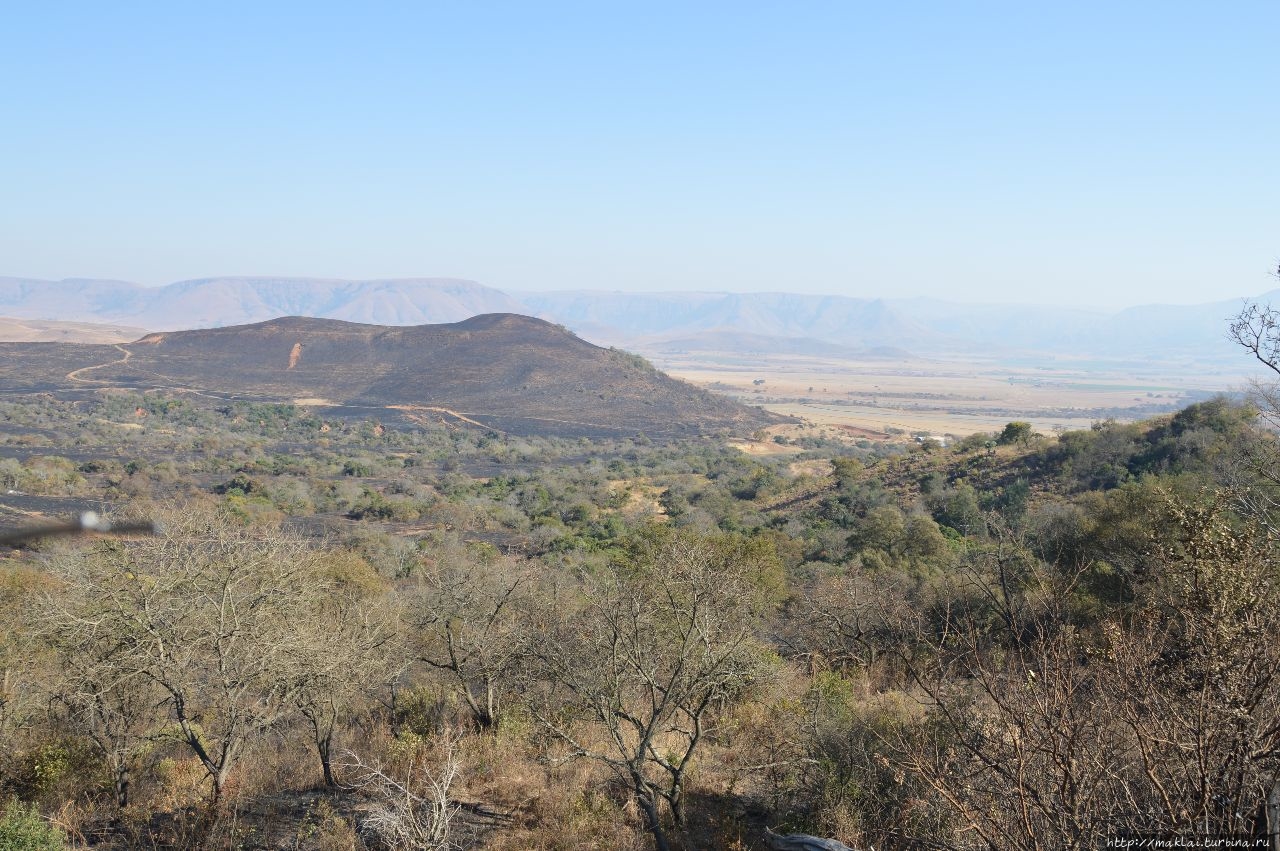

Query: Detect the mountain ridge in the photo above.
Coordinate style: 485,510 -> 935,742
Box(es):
0,276 -> 526,329
0,276 -> 1271,364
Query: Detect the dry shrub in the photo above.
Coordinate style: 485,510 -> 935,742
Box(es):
394,684 -> 453,737
449,714 -> 545,811
47,797 -> 96,847
699,666 -> 814,814
234,734 -> 321,799
7,736 -> 102,810
459,725 -> 650,851
152,757 -> 208,813
295,798 -> 361,851
342,730 -> 465,850
492,785 -> 648,851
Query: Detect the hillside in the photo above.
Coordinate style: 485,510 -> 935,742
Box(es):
766,396 -> 1256,532
0,314 -> 783,438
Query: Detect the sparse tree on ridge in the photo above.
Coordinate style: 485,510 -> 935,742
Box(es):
997,420 -> 1034,446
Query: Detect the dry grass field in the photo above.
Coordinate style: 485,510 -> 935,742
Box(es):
656,349 -> 1257,440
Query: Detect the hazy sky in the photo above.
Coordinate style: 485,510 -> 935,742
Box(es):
2,2 -> 1276,307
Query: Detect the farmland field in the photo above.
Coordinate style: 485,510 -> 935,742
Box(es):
655,349 -> 1256,439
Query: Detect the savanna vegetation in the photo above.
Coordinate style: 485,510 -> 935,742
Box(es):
2,307 -> 1280,849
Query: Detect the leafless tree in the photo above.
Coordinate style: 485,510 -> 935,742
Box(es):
1229,278 -> 1280,382
40,573 -> 168,808
890,492 -> 1280,848
0,565 -> 59,796
783,570 -> 912,678
1106,493 -> 1280,837
45,508 -> 330,804
897,593 -> 1131,849
529,527 -> 780,851
407,544 -> 531,730
291,573 -> 403,788
1225,292 -> 1280,530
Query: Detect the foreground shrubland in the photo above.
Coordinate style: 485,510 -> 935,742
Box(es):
2,391 -> 1280,848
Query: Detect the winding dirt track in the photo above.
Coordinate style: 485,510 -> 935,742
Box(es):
56,347 -> 631,435
66,345 -> 132,383
386,404 -> 497,431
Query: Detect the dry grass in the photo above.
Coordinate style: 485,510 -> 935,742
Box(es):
613,478 -> 669,520
49,684 -> 820,850
726,438 -> 803,457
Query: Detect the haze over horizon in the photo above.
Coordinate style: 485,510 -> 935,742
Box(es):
6,273 -> 1279,315
3,2 -> 1276,309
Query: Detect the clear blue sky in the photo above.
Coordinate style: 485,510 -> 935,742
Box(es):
2,1 -> 1276,306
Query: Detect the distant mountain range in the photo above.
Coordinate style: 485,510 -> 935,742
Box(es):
0,277 -> 524,329
0,275 -> 1266,364
516,291 -> 937,348
0,314 -> 781,438
523,290 -> 1258,365
632,330 -> 913,360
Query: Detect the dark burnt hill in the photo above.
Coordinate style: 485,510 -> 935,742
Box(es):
0,314 -> 783,437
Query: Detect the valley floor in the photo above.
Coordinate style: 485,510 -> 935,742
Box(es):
657,349 -> 1256,438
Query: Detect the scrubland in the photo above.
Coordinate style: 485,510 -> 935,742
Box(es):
1,379 -> 1279,849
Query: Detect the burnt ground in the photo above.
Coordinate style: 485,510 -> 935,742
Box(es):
0,314 -> 786,439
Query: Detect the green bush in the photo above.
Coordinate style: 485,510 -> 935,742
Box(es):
0,800 -> 67,851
